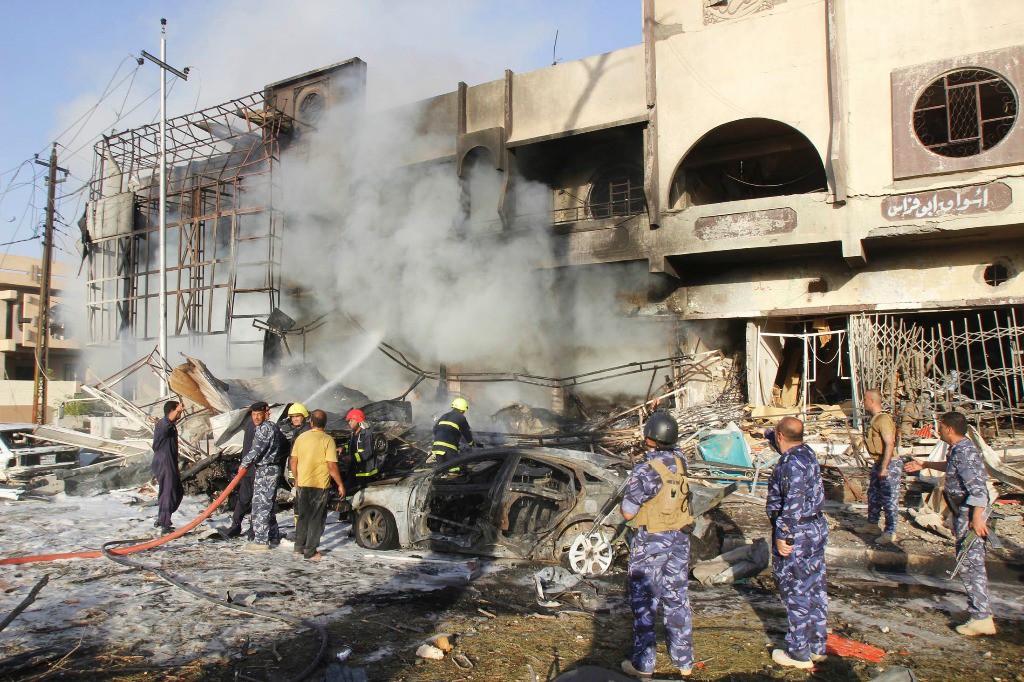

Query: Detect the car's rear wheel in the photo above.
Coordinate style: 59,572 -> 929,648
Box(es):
355,506 -> 399,550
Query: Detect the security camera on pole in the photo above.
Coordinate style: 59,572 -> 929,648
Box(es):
141,19 -> 189,394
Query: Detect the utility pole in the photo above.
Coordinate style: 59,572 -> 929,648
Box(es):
141,18 -> 188,394
32,143 -> 67,424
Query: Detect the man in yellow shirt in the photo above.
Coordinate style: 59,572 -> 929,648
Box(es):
290,409 -> 344,560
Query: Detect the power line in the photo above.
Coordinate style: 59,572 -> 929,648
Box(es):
0,236 -> 40,248
0,160 -> 38,218
52,57 -> 138,153
114,66 -> 140,120
60,83 -> 162,165
1,165 -> 43,262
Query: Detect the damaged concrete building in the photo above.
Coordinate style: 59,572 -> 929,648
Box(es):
83,0 -> 1024,427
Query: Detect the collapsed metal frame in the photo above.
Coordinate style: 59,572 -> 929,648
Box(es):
850,308 -> 1024,436
85,92 -> 293,372
79,347 -> 206,462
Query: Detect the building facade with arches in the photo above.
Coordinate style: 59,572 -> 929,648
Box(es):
365,0 -> 1024,414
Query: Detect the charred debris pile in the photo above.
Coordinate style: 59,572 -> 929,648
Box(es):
3,340 -> 1024,525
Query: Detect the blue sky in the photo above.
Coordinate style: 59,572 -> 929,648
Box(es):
0,1 -> 641,262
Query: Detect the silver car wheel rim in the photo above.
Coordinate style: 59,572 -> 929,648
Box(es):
567,531 -> 612,575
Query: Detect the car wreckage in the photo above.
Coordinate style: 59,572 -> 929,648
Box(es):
0,424 -> 84,480
350,446 -> 735,575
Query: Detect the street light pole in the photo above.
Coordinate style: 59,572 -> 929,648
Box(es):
159,20 -> 167,394
141,19 -> 188,394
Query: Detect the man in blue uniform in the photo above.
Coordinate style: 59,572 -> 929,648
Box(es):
151,400 -> 185,534
238,402 -> 284,551
226,412 -> 258,539
764,416 -> 828,669
431,397 -> 474,463
619,411 -> 694,678
905,411 -> 995,636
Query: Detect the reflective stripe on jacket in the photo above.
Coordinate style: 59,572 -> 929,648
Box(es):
347,427 -> 378,477
432,409 -> 474,456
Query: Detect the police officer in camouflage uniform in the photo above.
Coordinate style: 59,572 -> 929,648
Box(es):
764,416 -> 828,670
857,389 -> 901,544
905,411 -> 995,636
238,402 -> 284,551
619,412 -> 694,678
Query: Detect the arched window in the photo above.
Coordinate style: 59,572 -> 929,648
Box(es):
669,119 -> 827,209
587,166 -> 645,219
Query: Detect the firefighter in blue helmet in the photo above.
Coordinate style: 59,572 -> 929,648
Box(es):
432,397 -> 475,463
763,416 -> 829,669
619,411 -> 694,679
905,411 -> 995,636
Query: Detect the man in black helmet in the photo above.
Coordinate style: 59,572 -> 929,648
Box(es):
619,411 -> 695,678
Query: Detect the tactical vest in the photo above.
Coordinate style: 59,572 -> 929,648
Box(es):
866,412 -> 895,460
633,457 -> 694,533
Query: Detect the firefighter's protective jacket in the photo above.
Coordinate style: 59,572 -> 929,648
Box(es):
432,409 -> 474,458
343,426 -> 378,478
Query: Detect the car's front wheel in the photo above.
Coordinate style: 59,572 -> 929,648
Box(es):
556,520 -> 615,576
354,506 -> 399,550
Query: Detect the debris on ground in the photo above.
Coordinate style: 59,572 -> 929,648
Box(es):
1,338 -> 1023,680
826,633 -> 887,662
535,566 -> 584,606
414,643 -> 444,660
691,538 -> 770,587
868,666 -> 918,682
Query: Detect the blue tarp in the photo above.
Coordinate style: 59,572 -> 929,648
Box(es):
697,429 -> 753,468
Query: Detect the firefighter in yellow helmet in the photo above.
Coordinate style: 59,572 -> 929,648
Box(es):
281,403 -> 312,490
282,402 -> 311,444
431,397 -> 474,463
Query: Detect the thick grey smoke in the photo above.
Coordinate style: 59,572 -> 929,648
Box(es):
53,1 -> 658,408
276,94 -> 674,417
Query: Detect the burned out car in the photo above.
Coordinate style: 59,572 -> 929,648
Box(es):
0,424 -> 80,481
350,446 -> 733,573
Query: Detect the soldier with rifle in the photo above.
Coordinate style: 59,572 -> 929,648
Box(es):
905,411 -> 995,636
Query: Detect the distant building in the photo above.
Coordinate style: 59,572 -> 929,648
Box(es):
0,254 -> 80,421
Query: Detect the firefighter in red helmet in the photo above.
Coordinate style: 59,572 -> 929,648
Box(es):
339,408 -> 377,492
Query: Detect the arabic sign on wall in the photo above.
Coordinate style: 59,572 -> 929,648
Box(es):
704,0 -> 786,25
695,207 -> 796,240
881,183 -> 1012,221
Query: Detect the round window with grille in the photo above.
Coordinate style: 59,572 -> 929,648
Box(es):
913,69 -> 1017,157
299,91 -> 325,124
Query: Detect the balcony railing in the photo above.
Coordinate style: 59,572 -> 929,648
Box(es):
468,198 -> 648,230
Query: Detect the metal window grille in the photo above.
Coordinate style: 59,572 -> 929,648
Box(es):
913,69 -> 1017,158
588,168 -> 645,219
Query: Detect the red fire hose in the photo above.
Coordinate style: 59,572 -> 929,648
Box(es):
0,469 -> 246,566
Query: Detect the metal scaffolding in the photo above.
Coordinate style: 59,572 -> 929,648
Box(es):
85,92 -> 292,373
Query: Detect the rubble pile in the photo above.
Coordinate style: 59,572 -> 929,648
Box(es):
2,342 -> 1023,681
